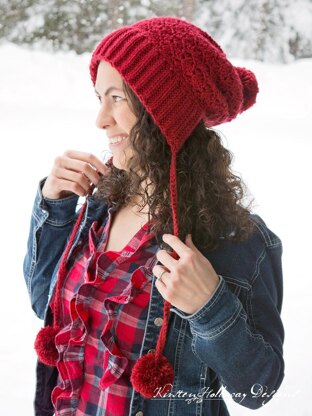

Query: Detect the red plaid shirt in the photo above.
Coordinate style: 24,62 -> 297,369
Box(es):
51,207 -> 158,415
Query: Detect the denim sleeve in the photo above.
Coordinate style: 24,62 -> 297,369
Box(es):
23,178 -> 80,319
172,241 -> 284,410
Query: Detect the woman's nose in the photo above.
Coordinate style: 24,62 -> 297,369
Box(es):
95,103 -> 115,129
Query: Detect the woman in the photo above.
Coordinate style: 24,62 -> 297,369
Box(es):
24,16 -> 285,416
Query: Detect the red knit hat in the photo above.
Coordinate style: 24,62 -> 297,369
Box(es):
89,16 -> 258,152
35,16 -> 258,399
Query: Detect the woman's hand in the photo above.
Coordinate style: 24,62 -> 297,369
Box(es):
153,234 -> 220,315
42,150 -> 111,199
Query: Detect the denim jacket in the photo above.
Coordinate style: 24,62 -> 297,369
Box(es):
23,179 -> 285,416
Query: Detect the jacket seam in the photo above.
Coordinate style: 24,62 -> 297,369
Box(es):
239,310 -> 274,351
222,274 -> 251,290
27,220 -> 44,298
251,217 -> 281,247
247,246 -> 276,351
45,216 -> 77,227
250,247 -> 266,286
167,318 -> 187,416
192,301 -> 242,340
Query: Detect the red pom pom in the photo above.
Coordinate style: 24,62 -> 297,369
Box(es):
236,67 -> 259,111
130,352 -> 174,398
34,325 -> 61,367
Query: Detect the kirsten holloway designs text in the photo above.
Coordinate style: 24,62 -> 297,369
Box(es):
153,383 -> 277,405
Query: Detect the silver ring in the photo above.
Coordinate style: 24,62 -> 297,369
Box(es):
158,269 -> 167,283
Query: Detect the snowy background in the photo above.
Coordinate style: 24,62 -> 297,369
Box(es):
0,42 -> 311,415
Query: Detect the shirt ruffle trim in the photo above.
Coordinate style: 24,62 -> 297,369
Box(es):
52,216 -> 155,407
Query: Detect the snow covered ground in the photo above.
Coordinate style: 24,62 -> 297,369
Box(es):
0,42 -> 311,415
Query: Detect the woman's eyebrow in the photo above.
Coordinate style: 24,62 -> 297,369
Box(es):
94,86 -> 123,96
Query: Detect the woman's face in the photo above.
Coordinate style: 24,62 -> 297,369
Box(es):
94,60 -> 137,170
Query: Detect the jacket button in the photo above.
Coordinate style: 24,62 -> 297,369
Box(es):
135,412 -> 144,416
148,348 -> 155,354
154,317 -> 163,326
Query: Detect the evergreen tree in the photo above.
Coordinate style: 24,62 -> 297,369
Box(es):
0,0 -> 311,62
197,0 -> 312,63
0,0 -> 36,40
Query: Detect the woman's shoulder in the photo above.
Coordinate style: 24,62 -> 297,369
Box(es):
203,213 -> 282,285
215,213 -> 281,254
248,213 -> 282,248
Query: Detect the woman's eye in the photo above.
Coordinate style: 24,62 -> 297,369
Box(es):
112,95 -> 124,102
95,94 -> 124,104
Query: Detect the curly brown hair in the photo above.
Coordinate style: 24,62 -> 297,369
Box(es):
94,82 -> 255,251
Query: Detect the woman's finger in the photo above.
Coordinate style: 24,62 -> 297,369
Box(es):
153,265 -> 170,284
42,150 -> 111,199
161,234 -> 189,258
63,150 -> 109,176
52,166 -> 92,192
154,277 -> 167,300
155,249 -> 178,272
55,156 -> 101,186
44,177 -> 88,198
